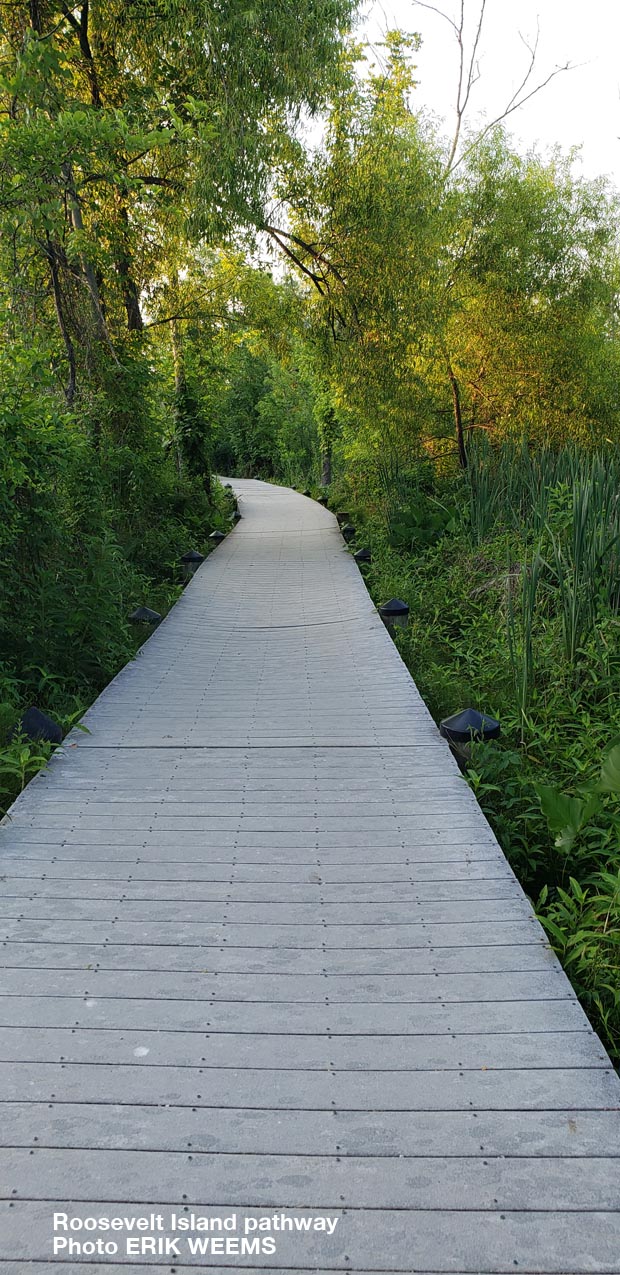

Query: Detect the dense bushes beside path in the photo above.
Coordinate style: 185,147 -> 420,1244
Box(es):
329,441 -> 620,1064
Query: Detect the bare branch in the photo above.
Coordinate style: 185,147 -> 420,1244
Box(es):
413,1 -> 573,176
460,0 -> 486,118
143,310 -> 238,330
451,60 -> 573,173
410,1 -> 460,37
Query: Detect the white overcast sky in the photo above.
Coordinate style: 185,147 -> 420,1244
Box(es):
355,1 -> 620,184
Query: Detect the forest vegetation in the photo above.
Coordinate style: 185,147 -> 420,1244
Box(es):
1,3 -> 619,1059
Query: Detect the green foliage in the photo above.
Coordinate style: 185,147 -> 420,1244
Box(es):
0,0 -> 354,816
537,873 -> 620,1059
346,441 -> 620,1062
0,736 -> 56,804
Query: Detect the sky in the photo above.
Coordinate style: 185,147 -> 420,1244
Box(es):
356,0 -> 620,184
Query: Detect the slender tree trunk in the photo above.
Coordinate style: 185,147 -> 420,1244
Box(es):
45,236 -> 77,405
29,1 -> 42,33
447,360 -> 468,469
62,162 -> 119,360
170,308 -> 212,497
321,442 -> 332,487
171,313 -> 186,478
117,245 -> 144,332
171,314 -> 185,396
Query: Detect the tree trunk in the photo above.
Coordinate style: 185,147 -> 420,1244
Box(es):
113,190 -> 144,331
447,361 -> 468,469
321,442 -> 332,487
118,253 -> 144,332
45,236 -> 77,405
62,162 -> 118,360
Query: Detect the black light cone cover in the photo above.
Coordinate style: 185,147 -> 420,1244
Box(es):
10,706 -> 62,745
440,708 -> 500,743
380,598 -> 409,616
130,606 -> 162,624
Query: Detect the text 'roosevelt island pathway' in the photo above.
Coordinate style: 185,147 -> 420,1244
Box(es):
0,479 -> 619,1275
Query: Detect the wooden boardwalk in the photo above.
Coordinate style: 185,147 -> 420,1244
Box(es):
0,478 -> 619,1273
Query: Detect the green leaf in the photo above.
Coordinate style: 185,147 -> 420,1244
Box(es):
598,743 -> 620,794
535,783 -> 585,854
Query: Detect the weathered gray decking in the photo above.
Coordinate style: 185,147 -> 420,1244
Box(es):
0,479 -> 619,1273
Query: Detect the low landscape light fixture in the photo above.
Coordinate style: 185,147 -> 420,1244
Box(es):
9,706 -> 62,745
129,606 -> 162,626
379,598 -> 409,630
341,523 -> 356,543
209,529 -> 226,544
318,495 -> 329,506
180,549 -> 205,580
354,547 -> 372,564
231,509 -> 242,522
336,511 -> 351,527
440,708 -> 500,745
440,708 -> 500,772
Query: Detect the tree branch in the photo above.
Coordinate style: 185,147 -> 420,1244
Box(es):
413,1 -> 573,176
263,224 -> 347,287
264,227 -> 328,296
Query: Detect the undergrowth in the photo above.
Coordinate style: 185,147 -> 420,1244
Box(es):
337,439 -> 620,1063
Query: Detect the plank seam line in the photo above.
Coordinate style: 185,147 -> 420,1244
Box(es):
0,1062 -> 607,1075
57,743 -> 448,750
0,1026 -> 593,1038
0,1267 -> 610,1275
0,920 -> 538,929
0,1268 -> 612,1275
0,995 -> 575,1005
3,1147 -> 617,1160
0,938 -> 548,948
0,966 -> 558,978
4,1199 -> 620,1216
1,1100 -> 616,1112
0,896 -> 523,907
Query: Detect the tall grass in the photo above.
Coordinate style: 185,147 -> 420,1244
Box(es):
465,439 -> 620,673
506,550 -> 543,741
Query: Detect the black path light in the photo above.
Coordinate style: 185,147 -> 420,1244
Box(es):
231,509 -> 242,522
318,495 -> 329,506
440,708 -> 500,745
341,523 -> 356,544
9,707 -> 62,745
379,598 -> 409,631
209,529 -> 226,544
180,549 -> 205,580
354,547 -> 372,564
440,707 -> 500,771
336,511 -> 352,527
129,606 -> 162,626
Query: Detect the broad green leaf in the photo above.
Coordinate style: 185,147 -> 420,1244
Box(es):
599,744 -> 620,794
535,784 -> 585,854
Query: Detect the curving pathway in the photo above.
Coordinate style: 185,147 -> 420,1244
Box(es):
0,479 -> 619,1273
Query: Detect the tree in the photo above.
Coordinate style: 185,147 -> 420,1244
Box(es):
262,35 -> 620,498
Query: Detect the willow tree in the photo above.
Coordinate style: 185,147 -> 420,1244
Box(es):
265,35 -> 452,496
0,0 -> 356,415
265,35 -> 620,496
